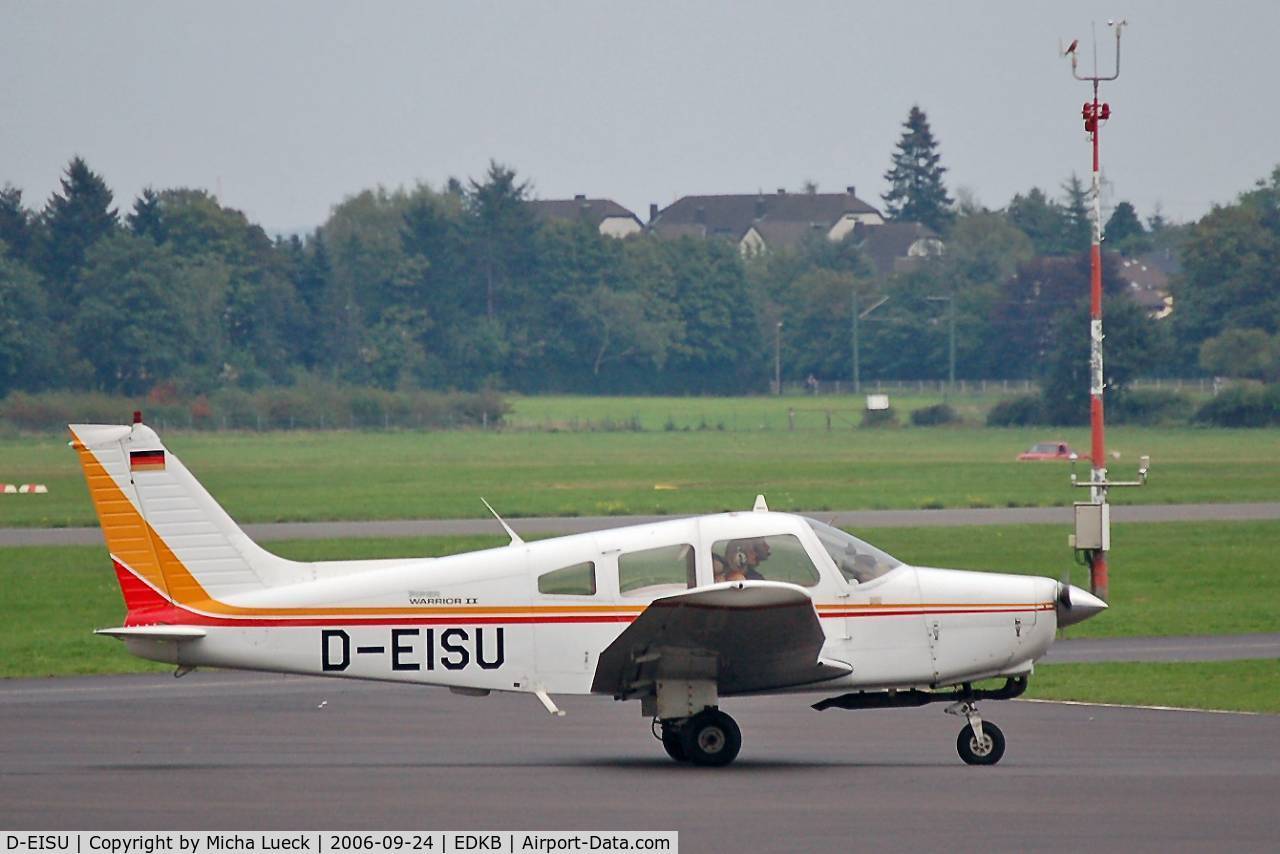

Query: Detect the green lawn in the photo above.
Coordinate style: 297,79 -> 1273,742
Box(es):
504,390 -> 1216,431
4,520 -> 1277,678
2,425 -> 1277,527
506,391 -> 1020,431
1026,660 -> 1280,714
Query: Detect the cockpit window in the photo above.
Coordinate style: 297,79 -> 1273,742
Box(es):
804,518 -> 903,584
712,534 -> 820,587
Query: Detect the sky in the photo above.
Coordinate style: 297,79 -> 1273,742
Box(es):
4,1 -> 1278,234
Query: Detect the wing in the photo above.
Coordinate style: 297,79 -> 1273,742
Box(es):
591,580 -> 850,698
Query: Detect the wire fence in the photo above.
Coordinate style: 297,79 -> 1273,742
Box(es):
779,377 -> 1215,397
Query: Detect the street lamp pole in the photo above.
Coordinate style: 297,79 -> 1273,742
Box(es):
852,293 -> 890,397
851,292 -> 859,395
774,321 -> 783,395
925,294 -> 956,398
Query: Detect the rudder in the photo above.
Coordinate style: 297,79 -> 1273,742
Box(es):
70,417 -> 310,613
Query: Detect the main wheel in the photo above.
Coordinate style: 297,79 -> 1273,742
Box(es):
957,721 -> 1005,766
680,708 -> 742,767
661,721 -> 689,762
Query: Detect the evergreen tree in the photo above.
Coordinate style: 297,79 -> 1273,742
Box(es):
0,186 -> 35,262
465,161 -> 536,320
73,234 -> 190,394
128,188 -> 166,243
296,230 -> 331,318
41,156 -> 119,291
1061,174 -> 1092,252
1146,207 -> 1168,235
0,253 -> 55,395
1104,200 -> 1149,254
882,106 -> 954,233
1006,188 -> 1068,255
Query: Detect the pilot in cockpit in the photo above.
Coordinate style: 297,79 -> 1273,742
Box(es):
847,551 -> 879,583
715,537 -> 772,583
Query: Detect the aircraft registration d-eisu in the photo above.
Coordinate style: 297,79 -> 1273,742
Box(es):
72,415 -> 1105,767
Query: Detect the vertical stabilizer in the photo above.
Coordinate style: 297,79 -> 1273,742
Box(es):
70,421 -> 311,610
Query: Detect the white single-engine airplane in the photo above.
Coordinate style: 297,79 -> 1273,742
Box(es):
72,415 -> 1105,767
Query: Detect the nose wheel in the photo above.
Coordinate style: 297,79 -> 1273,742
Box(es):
946,700 -> 1006,765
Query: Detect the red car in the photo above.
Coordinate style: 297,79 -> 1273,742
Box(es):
1017,441 -> 1089,461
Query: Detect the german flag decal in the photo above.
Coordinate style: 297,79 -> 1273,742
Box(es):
129,449 -> 166,472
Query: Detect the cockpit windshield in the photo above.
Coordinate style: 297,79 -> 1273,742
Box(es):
804,518 -> 903,584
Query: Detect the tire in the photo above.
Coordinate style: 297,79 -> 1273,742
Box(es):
680,708 -> 742,767
661,722 -> 689,762
957,721 -> 1005,766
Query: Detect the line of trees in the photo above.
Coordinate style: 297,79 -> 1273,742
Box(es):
1,115 -> 1276,413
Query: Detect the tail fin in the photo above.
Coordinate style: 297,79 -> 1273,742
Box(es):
70,420 -> 309,614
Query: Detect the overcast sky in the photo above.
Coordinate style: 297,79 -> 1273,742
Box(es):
4,1 -> 1277,234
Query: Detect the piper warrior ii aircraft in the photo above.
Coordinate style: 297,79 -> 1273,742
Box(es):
73,415 -> 1106,767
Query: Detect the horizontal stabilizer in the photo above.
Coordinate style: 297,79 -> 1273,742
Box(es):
592,581 -> 848,697
95,626 -> 207,642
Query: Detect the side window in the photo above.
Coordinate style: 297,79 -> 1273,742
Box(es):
619,544 -> 696,597
712,534 -> 820,587
538,561 -> 596,596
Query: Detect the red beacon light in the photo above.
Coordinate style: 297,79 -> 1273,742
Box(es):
1082,102 -> 1112,133
133,410 -> 143,424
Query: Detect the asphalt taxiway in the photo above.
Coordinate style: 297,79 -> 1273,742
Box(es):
2,672 -> 1277,849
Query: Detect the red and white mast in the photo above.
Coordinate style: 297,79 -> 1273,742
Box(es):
1066,21 -> 1126,602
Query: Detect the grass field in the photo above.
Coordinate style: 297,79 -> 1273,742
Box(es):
504,389 -> 1216,431
2,424 -> 1277,527
1026,660 -> 1280,714
505,391 -> 1022,430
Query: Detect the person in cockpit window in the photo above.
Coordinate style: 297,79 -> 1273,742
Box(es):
716,537 -> 772,582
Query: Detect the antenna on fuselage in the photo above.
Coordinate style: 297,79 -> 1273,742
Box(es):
480,497 -> 524,546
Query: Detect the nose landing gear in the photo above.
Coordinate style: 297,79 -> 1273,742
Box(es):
946,699 -> 1006,765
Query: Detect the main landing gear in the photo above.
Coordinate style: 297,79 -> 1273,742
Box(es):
654,708 -> 742,766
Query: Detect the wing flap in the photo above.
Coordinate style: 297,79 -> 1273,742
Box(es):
591,581 -> 848,697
